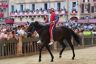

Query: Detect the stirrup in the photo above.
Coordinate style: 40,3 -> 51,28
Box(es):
37,40 -> 41,43
35,33 -> 39,37
49,41 -> 54,45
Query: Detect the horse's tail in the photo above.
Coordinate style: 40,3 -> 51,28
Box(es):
70,29 -> 81,45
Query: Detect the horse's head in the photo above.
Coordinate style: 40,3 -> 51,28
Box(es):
27,21 -> 40,37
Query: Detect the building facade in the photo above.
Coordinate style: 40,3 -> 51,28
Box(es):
0,0 -> 95,24
2,0 -> 96,23
67,0 -> 79,21
8,0 -> 80,23
0,0 -> 8,22
80,0 -> 96,19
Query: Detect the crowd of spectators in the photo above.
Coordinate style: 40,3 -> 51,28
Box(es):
57,20 -> 96,34
0,24 -> 27,40
11,8 -> 67,16
0,20 -> 96,41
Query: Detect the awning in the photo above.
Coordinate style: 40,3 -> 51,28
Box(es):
0,3 -> 8,8
5,19 -> 14,24
78,19 -> 87,23
89,19 -> 96,23
0,12 -> 4,18
78,19 -> 96,23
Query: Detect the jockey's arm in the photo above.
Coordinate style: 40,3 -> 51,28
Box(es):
50,20 -> 54,24
50,13 -> 55,24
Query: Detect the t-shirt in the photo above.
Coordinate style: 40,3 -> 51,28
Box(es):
17,29 -> 25,36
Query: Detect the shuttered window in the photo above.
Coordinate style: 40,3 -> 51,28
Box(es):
32,4 -> 35,11
44,3 -> 47,10
11,5 -> 14,12
87,3 -> 90,13
20,4 -> 23,12
94,5 -> 96,12
91,6 -> 94,13
81,4 -> 84,13
57,2 -> 61,9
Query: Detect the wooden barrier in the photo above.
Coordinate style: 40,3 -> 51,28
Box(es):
0,38 -> 17,57
16,36 -> 23,56
0,35 -> 96,58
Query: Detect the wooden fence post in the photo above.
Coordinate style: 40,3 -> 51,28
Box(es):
82,36 -> 84,47
54,41 -> 57,50
92,34 -> 94,46
16,36 -> 23,56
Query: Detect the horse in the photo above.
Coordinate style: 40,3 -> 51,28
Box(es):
27,22 -> 81,62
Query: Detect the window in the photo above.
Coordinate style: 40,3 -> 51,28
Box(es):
83,0 -> 85,2
0,18 -> 3,21
72,2 -> 76,7
20,4 -> 23,12
91,6 -> 94,13
32,4 -> 35,11
93,0 -> 96,2
44,3 -> 47,10
87,3 -> 90,13
94,4 -> 96,12
57,2 -> 61,9
81,4 -> 84,13
72,2 -> 76,12
11,5 -> 14,12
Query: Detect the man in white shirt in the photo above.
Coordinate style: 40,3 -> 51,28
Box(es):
16,26 -> 26,36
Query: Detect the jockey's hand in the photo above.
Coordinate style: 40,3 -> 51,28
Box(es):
50,21 -> 54,25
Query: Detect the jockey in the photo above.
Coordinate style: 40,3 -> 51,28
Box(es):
49,8 -> 57,45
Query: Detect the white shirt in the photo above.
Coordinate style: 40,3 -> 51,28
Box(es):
17,29 -> 25,35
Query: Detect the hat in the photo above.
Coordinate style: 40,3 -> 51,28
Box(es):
51,8 -> 54,11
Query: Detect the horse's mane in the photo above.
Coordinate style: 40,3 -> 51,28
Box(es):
33,22 -> 49,29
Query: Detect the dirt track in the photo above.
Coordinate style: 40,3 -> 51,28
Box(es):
0,46 -> 96,64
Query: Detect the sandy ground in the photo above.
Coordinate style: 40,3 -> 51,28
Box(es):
0,46 -> 96,64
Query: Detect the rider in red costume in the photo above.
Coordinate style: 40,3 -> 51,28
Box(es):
37,8 -> 59,45
49,8 -> 55,45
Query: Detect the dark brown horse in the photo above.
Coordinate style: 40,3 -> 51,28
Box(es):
27,22 -> 81,62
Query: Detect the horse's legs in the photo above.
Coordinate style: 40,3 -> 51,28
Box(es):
59,40 -> 66,58
39,44 -> 44,62
45,45 -> 54,62
67,39 -> 75,60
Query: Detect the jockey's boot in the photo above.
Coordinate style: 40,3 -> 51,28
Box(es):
35,32 -> 39,37
49,40 -> 54,45
37,40 -> 41,43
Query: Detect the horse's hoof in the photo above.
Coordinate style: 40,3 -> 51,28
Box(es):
51,60 -> 53,62
39,59 -> 41,62
51,60 -> 54,62
59,55 -> 62,58
39,60 -> 41,62
72,57 -> 74,60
